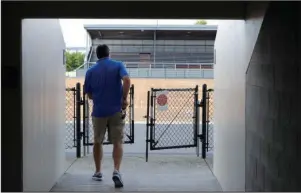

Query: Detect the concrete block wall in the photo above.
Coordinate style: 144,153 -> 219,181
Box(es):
246,2 -> 301,191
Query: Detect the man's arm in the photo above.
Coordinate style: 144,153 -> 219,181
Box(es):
122,76 -> 131,100
83,70 -> 92,99
119,62 -> 131,107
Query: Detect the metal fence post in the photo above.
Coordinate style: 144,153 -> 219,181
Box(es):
73,88 -> 76,147
82,85 -> 86,156
202,84 -> 207,159
76,82 -> 82,158
145,91 -> 150,162
86,100 -> 90,154
150,88 -> 154,150
194,85 -> 199,157
196,100 -> 201,157
131,85 -> 135,143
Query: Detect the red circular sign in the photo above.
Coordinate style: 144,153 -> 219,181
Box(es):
157,94 -> 168,106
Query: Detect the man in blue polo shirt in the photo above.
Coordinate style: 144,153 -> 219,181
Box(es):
84,44 -> 131,188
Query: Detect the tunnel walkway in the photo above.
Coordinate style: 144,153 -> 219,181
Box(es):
51,154 -> 222,192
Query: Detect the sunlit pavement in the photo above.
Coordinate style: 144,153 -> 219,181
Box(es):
52,154 -> 221,192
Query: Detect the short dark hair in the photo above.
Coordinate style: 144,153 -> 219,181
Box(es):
96,44 -> 110,59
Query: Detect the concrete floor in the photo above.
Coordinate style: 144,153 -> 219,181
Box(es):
51,154 -> 221,192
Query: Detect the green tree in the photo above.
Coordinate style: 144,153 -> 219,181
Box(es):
195,20 -> 207,25
65,51 -> 85,72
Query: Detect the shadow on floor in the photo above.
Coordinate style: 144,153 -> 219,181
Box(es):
52,154 -> 222,192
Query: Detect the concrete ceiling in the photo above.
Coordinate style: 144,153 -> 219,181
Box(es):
7,2 -> 247,19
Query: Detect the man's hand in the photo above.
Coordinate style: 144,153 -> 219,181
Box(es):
122,98 -> 129,109
86,93 -> 93,100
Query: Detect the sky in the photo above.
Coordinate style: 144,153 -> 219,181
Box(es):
59,19 -> 219,48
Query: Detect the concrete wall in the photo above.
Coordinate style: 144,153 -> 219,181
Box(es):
213,2 -> 268,191
245,2 -> 301,191
22,19 -> 66,191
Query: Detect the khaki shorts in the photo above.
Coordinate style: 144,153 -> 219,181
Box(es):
92,112 -> 125,144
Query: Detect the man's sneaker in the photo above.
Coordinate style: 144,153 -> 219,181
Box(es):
92,172 -> 103,181
112,170 -> 124,188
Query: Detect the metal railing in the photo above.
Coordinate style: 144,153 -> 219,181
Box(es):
65,62 -> 214,79
87,62 -> 214,69
91,44 -> 214,53
201,84 -> 214,158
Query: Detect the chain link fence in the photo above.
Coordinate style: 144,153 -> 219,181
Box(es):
65,87 -> 76,149
149,87 -> 198,150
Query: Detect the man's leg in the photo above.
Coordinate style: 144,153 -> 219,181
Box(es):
112,141 -> 123,171
92,117 -> 107,181
108,112 -> 125,188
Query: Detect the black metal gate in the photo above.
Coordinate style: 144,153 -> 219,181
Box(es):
145,86 -> 200,161
82,84 -> 135,146
65,82 -> 135,158
200,84 -> 214,159
64,83 -> 82,158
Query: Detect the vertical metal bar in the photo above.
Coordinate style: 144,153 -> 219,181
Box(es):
153,31 -> 156,67
150,89 -> 155,148
87,101 -> 90,154
73,88 -> 76,147
206,91 -> 210,152
145,91 -> 150,162
131,85 -> 135,143
194,85 -> 199,147
83,85 -> 86,156
150,89 -> 154,145
202,84 -> 207,159
196,100 -> 200,157
128,85 -> 132,142
76,83 -> 82,158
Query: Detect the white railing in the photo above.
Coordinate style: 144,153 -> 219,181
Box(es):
66,62 -> 214,79
86,62 -> 214,70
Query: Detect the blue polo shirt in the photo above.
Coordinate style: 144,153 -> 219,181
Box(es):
83,58 -> 129,117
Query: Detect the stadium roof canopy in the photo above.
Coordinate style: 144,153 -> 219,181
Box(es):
84,24 -> 217,40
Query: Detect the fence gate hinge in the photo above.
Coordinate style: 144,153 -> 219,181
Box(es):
198,100 -> 203,107
146,139 -> 155,143
198,134 -> 204,141
80,98 -> 84,105
80,132 -> 84,138
146,123 -> 154,127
